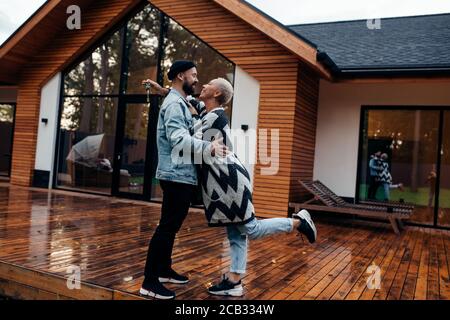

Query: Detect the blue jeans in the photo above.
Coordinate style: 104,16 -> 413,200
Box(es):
226,217 -> 293,274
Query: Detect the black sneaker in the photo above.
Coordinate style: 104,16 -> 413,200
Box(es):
208,275 -> 243,297
139,279 -> 175,300
159,269 -> 189,284
293,209 -> 317,243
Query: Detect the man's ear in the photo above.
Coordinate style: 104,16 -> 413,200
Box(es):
176,72 -> 184,81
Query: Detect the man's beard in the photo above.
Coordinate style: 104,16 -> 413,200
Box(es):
182,80 -> 196,96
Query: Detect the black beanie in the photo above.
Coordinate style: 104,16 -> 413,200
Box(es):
167,60 -> 196,81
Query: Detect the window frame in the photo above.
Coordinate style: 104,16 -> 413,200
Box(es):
53,0 -> 236,199
356,105 -> 450,229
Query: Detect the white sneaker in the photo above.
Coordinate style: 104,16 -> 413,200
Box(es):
293,209 -> 317,243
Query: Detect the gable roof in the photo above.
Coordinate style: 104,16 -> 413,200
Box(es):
0,0 -> 333,84
216,0 -> 331,79
0,0 -> 93,85
289,13 -> 450,76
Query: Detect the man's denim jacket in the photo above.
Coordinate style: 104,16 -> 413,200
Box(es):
155,88 -> 210,185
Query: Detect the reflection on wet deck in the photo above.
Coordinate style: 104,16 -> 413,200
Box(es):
0,183 -> 449,300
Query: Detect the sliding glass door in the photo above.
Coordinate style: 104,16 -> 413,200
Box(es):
358,107 -> 449,227
438,111 -> 450,227
112,95 -> 158,200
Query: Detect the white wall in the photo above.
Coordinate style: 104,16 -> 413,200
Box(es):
230,66 -> 260,187
34,73 -> 62,188
314,80 -> 450,198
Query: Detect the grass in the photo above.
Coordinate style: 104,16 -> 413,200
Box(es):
359,184 -> 450,208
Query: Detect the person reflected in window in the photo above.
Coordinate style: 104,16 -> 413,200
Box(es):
368,151 -> 383,199
378,153 -> 404,201
427,166 -> 437,208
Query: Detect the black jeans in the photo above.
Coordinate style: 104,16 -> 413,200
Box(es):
143,180 -> 196,280
368,176 -> 380,199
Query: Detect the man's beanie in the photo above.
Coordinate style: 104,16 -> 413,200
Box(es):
167,60 -> 196,81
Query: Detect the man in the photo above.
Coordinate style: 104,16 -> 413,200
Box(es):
368,151 -> 382,199
139,60 -> 227,299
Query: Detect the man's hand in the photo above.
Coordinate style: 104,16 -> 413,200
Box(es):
210,137 -> 229,157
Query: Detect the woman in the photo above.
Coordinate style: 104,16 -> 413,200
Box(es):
143,78 -> 317,297
378,153 -> 404,201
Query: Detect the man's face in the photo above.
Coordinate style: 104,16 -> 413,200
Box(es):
180,67 -> 198,96
199,80 -> 220,101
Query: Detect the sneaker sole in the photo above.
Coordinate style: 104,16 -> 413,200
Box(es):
159,277 -> 189,284
294,209 -> 317,242
139,288 -> 175,300
208,286 -> 244,297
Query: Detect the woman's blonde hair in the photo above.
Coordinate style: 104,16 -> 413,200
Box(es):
213,78 -> 234,105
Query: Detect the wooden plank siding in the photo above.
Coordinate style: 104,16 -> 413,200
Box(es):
150,0 -> 319,218
9,0 -> 322,218
289,63 -> 320,203
10,0 -> 141,187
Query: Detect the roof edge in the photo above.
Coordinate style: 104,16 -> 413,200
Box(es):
0,0 -> 54,52
287,12 -> 450,27
214,0 -> 333,79
242,0 -> 318,48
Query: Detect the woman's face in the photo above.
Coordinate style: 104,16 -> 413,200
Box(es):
199,80 -> 219,101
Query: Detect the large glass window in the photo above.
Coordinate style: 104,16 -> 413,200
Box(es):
57,97 -> 118,194
358,108 -> 449,227
56,3 -> 235,199
64,30 -> 123,96
162,17 -> 235,101
124,6 -> 161,94
0,103 -> 15,177
438,111 -> 450,227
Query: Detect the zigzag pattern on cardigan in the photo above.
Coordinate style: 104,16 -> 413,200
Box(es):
192,107 -> 255,226
378,161 -> 392,184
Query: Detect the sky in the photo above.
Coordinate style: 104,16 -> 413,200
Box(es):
1,0 -> 450,45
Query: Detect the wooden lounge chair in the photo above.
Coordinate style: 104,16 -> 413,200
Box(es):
289,180 -> 414,235
312,180 -> 415,211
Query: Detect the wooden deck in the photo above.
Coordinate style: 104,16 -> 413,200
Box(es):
0,183 -> 450,300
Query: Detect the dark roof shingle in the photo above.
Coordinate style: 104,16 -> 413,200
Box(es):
288,14 -> 450,71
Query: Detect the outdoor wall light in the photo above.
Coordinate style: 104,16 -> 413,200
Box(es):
241,124 -> 249,132
41,118 -> 48,125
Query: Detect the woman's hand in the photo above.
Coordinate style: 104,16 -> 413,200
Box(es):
188,104 -> 198,116
142,79 -> 167,96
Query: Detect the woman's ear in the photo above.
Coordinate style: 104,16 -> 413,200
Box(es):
214,90 -> 222,99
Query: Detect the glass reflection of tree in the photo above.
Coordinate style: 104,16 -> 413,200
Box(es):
162,18 -> 234,96
0,105 -> 14,123
125,5 -> 161,94
123,5 -> 160,143
63,30 -> 123,134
